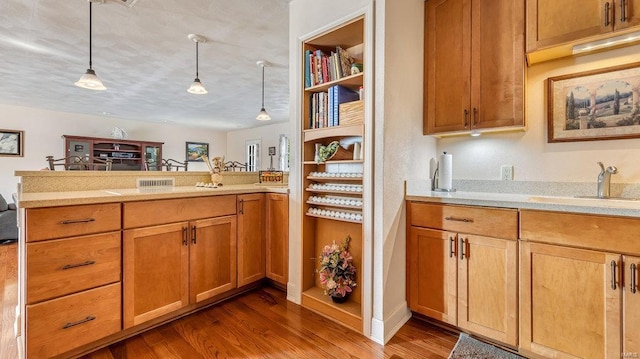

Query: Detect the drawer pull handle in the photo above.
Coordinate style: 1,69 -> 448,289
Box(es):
60,218 -> 96,225
611,260 -> 617,290
449,237 -> 455,258
62,261 -> 96,270
631,263 -> 637,294
445,216 -> 474,223
62,315 -> 96,329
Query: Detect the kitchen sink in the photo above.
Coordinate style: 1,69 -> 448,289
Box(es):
528,195 -> 640,209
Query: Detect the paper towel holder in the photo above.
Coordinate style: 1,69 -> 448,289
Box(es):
431,153 -> 456,192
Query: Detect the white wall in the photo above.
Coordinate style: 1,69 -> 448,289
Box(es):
438,45 -> 640,184
0,104 -> 227,200
225,122 -> 290,170
372,0 -> 436,343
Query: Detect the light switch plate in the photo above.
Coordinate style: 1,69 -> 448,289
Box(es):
501,165 -> 514,181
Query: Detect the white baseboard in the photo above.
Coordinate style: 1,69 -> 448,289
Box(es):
370,302 -> 412,345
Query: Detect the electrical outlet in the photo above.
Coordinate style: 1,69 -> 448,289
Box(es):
500,165 -> 514,181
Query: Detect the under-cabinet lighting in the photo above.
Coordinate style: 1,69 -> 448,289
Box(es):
470,130 -> 481,137
572,31 -> 640,54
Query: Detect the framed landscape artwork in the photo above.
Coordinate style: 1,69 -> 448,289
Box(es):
0,129 -> 24,157
185,142 -> 209,162
548,62 -> 640,142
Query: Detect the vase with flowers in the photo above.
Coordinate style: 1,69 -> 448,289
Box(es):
318,235 -> 357,303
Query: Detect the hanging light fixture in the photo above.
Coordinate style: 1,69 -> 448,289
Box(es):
256,60 -> 271,121
187,34 -> 208,94
75,1 -> 107,90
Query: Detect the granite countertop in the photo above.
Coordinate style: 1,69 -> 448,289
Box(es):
17,184 -> 289,209
406,180 -> 640,218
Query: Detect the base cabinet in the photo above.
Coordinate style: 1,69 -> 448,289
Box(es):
237,194 -> 266,286
266,193 -> 289,285
624,255 -> 640,355
406,202 -> 518,347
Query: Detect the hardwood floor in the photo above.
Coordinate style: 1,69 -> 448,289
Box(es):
0,243 -> 457,359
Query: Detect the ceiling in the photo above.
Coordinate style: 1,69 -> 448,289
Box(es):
0,0 -> 291,131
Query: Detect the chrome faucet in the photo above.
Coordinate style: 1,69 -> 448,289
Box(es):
596,162 -> 618,198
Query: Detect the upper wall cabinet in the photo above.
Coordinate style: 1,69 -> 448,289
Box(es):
526,0 -> 640,63
424,0 -> 525,135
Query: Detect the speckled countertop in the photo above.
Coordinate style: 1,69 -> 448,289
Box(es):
16,184 -> 289,209
406,180 -> 640,218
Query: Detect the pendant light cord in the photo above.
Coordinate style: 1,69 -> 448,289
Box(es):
195,41 -> 199,79
89,1 -> 93,70
261,64 -> 265,107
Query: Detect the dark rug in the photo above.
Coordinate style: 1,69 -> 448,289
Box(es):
448,333 -> 525,359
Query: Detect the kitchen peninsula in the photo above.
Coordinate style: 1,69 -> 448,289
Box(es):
14,170 -> 289,359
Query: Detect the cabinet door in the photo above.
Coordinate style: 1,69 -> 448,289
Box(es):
266,193 -> 288,285
407,227 -> 457,325
520,242 -> 621,359
616,0 -> 640,30
526,0 -> 610,51
123,222 -> 189,328
189,216 -> 237,303
624,255 -> 640,355
237,194 -> 266,286
457,234 -> 517,346
471,0 -> 524,130
425,0 -> 471,134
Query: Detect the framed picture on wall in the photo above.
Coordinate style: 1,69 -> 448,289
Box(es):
185,141 -> 209,162
548,62 -> 640,142
0,129 -> 24,157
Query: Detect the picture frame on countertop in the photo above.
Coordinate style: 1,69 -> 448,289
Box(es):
548,62 -> 640,142
0,129 -> 24,157
185,141 -> 209,162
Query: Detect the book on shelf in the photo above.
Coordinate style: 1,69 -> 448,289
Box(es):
309,86 -> 359,129
330,85 -> 359,127
304,46 -> 356,88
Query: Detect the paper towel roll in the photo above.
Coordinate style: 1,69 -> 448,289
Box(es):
439,152 -> 453,190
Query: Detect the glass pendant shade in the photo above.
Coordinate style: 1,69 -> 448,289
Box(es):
187,78 -> 207,94
75,69 -> 107,90
256,107 -> 271,121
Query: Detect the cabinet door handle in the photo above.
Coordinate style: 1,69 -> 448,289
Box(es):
621,0 -> 627,22
62,315 -> 96,329
62,261 -> 96,270
631,263 -> 637,294
445,216 -> 474,223
239,199 -> 244,214
191,225 -> 197,244
459,238 -> 466,260
449,236 -> 455,258
463,109 -> 469,127
605,2 -> 611,26
60,218 -> 96,225
473,107 -> 478,126
611,260 -> 618,290
182,227 -> 188,246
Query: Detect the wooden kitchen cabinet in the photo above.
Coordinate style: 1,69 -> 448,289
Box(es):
520,210 -> 640,359
424,0 -> 524,134
237,193 -> 266,286
189,215 -> 237,303
406,202 -> 518,346
526,0 -> 640,52
266,193 -> 289,285
123,222 -> 189,328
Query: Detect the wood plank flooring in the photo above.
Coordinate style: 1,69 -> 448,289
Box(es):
0,242 -> 458,359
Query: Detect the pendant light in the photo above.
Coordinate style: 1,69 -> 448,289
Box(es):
256,60 -> 271,121
187,34 -> 208,94
75,1 -> 107,91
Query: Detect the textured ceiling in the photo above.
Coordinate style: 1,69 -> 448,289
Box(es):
0,0 -> 290,130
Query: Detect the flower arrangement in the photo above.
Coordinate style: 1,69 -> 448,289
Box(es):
318,235 -> 357,300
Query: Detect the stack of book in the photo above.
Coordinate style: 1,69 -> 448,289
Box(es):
309,85 -> 359,129
304,46 -> 354,88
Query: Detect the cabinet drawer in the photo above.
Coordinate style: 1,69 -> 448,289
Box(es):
123,195 -> 236,229
26,283 -> 121,359
26,203 -> 121,242
27,232 -> 121,304
408,202 -> 518,240
520,210 -> 640,255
